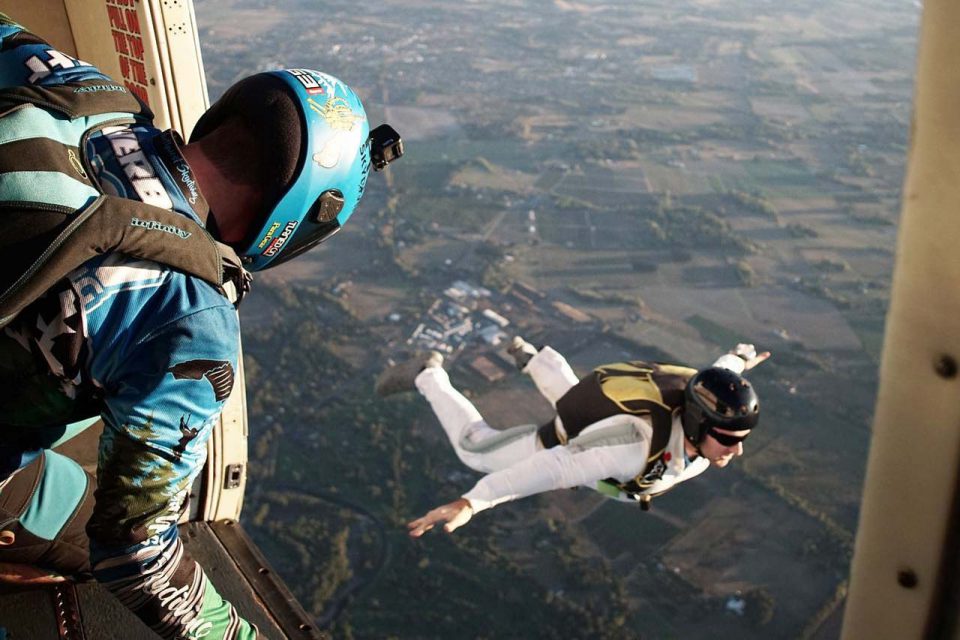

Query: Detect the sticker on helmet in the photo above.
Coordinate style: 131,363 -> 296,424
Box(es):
257,221 -> 282,250
308,98 -> 367,173
356,144 -> 371,197
262,221 -> 298,256
313,143 -> 341,168
308,97 -> 364,131
287,68 -> 324,95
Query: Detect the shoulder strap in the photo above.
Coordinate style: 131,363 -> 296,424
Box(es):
639,416 -> 674,478
0,80 -> 150,121
0,195 -> 247,328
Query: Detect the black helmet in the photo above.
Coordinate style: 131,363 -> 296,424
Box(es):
682,367 -> 759,445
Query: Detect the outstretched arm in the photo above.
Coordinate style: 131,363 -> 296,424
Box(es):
407,415 -> 650,536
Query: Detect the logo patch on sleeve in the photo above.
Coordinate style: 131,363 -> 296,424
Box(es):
169,359 -> 234,402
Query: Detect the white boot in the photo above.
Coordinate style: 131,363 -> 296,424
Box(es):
376,351 -> 444,396
506,336 -> 538,371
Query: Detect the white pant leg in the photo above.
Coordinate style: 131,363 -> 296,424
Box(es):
525,346 -> 580,407
415,367 -> 539,474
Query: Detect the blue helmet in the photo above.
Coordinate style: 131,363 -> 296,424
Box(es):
191,69 -> 402,270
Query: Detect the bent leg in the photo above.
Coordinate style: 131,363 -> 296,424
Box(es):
415,367 -> 539,473
525,346 -> 580,407
0,449 -> 93,577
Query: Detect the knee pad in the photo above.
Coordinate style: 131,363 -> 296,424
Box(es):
0,450 -> 94,575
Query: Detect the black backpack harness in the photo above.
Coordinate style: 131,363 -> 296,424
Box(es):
539,361 -> 696,509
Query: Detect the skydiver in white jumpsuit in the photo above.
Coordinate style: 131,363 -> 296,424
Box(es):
377,338 -> 769,537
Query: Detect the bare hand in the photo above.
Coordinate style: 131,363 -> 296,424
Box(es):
407,498 -> 474,538
730,343 -> 771,370
743,351 -> 771,370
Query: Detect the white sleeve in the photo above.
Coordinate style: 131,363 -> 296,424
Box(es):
524,346 -> 580,407
462,415 -> 649,513
711,353 -> 745,374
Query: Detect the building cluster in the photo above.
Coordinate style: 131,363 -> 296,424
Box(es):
407,280 -> 511,356
403,279 -> 597,383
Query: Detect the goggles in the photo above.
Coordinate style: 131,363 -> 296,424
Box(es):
707,427 -> 750,447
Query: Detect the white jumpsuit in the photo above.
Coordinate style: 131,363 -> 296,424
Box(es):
414,347 -> 745,514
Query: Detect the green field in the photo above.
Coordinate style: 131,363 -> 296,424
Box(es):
200,0 -> 915,634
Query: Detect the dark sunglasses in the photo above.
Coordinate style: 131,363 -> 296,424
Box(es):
707,428 -> 750,447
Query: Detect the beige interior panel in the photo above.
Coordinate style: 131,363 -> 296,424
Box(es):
3,0 -> 78,55
202,335 -> 249,522
842,0 -> 960,637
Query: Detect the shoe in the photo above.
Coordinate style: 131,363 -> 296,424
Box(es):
376,351 -> 443,396
507,336 -> 538,371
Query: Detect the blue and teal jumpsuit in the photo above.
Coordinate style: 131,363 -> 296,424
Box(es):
0,15 -> 257,639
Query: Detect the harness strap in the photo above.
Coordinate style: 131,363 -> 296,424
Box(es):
537,419 -> 562,449
0,81 -> 149,121
607,411 -> 676,501
539,409 -> 675,507
0,195 -> 246,327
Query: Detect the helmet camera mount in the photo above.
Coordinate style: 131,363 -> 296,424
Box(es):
369,124 -> 404,171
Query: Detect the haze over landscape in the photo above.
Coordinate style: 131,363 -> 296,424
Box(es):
194,0 -> 918,637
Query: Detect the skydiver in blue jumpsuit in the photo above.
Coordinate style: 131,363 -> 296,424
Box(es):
0,13 -> 401,638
